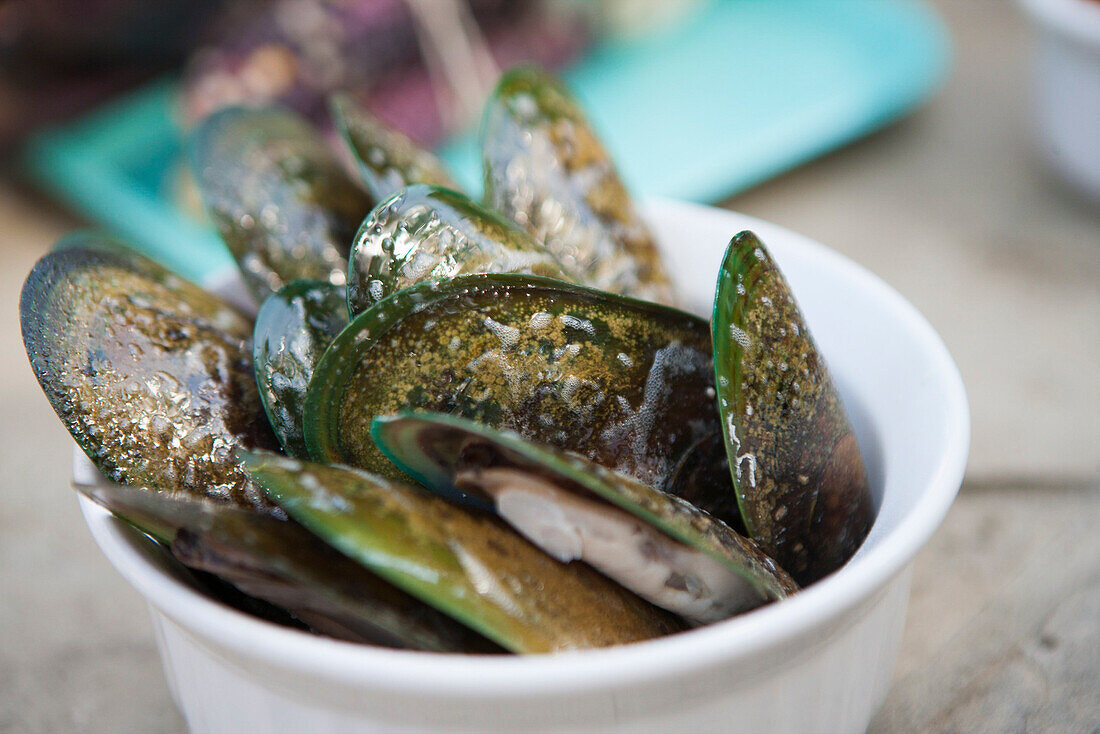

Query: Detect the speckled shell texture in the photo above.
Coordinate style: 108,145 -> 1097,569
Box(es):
305,274 -> 734,521
346,185 -> 571,315
20,238 -> 278,510
191,106 -> 374,303
246,452 -> 682,653
712,231 -> 873,584
481,67 -> 674,305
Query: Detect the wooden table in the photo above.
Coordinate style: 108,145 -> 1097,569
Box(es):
1,1 -> 1097,731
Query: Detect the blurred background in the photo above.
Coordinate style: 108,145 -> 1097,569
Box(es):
1,0 -> 1097,731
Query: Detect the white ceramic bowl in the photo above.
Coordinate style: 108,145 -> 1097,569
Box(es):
1018,0 -> 1100,200
76,200 -> 969,734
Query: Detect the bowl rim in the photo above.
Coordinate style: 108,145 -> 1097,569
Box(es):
77,199 -> 970,698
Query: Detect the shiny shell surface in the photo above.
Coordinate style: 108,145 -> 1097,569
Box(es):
481,66 -> 673,304
20,235 -> 278,510
331,94 -> 459,201
372,412 -> 797,606
80,480 -> 498,652
303,274 -> 732,517
345,185 -> 572,315
244,452 -> 683,653
253,280 -> 349,458
712,231 -> 874,584
190,106 -> 374,302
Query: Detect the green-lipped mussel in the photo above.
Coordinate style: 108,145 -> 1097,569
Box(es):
372,413 -> 797,624
22,65 -> 878,656
77,479 -> 501,652
713,231 -> 874,585
481,66 -> 674,304
330,94 -> 459,202
191,106 -> 374,303
345,185 -> 574,316
20,234 -> 278,510
304,273 -> 737,524
242,451 -> 684,652
253,280 -> 349,458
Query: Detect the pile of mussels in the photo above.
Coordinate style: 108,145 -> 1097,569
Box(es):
20,67 -> 873,654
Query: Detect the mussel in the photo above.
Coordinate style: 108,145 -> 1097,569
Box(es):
191,106 -> 374,303
712,231 -> 874,584
373,412 -> 797,624
481,67 -> 674,304
77,477 -> 501,652
331,94 -> 459,201
20,234 -> 278,510
243,451 -> 684,652
253,280 -> 349,458
345,185 -> 573,316
303,273 -> 735,522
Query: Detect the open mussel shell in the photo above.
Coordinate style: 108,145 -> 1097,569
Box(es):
712,231 -> 874,584
330,94 -> 459,201
20,234 -> 278,510
243,451 -> 684,653
345,185 -> 573,316
372,412 -> 798,624
481,66 -> 674,304
190,106 -> 374,303
303,273 -> 735,522
78,480 -> 499,652
253,280 -> 349,458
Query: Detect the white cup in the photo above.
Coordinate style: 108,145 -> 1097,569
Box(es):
1019,0 -> 1100,201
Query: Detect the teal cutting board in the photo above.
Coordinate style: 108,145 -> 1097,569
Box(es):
23,0 -> 948,285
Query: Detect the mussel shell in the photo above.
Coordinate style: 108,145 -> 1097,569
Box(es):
481,66 -> 673,304
345,185 -> 572,316
253,280 -> 349,458
243,451 -> 684,653
190,106 -> 374,303
20,235 -> 278,510
330,94 -> 458,201
372,412 -> 798,606
664,431 -> 746,535
712,231 -> 874,584
79,480 -> 499,652
303,274 -> 734,519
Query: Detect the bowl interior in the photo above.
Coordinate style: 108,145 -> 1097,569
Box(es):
77,199 -> 969,694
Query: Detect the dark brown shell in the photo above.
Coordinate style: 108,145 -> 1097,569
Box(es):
712,231 -> 874,584
20,234 -> 279,510
190,106 -> 374,303
303,274 -> 737,524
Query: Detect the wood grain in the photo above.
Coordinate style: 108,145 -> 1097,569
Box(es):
872,480 -> 1100,734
